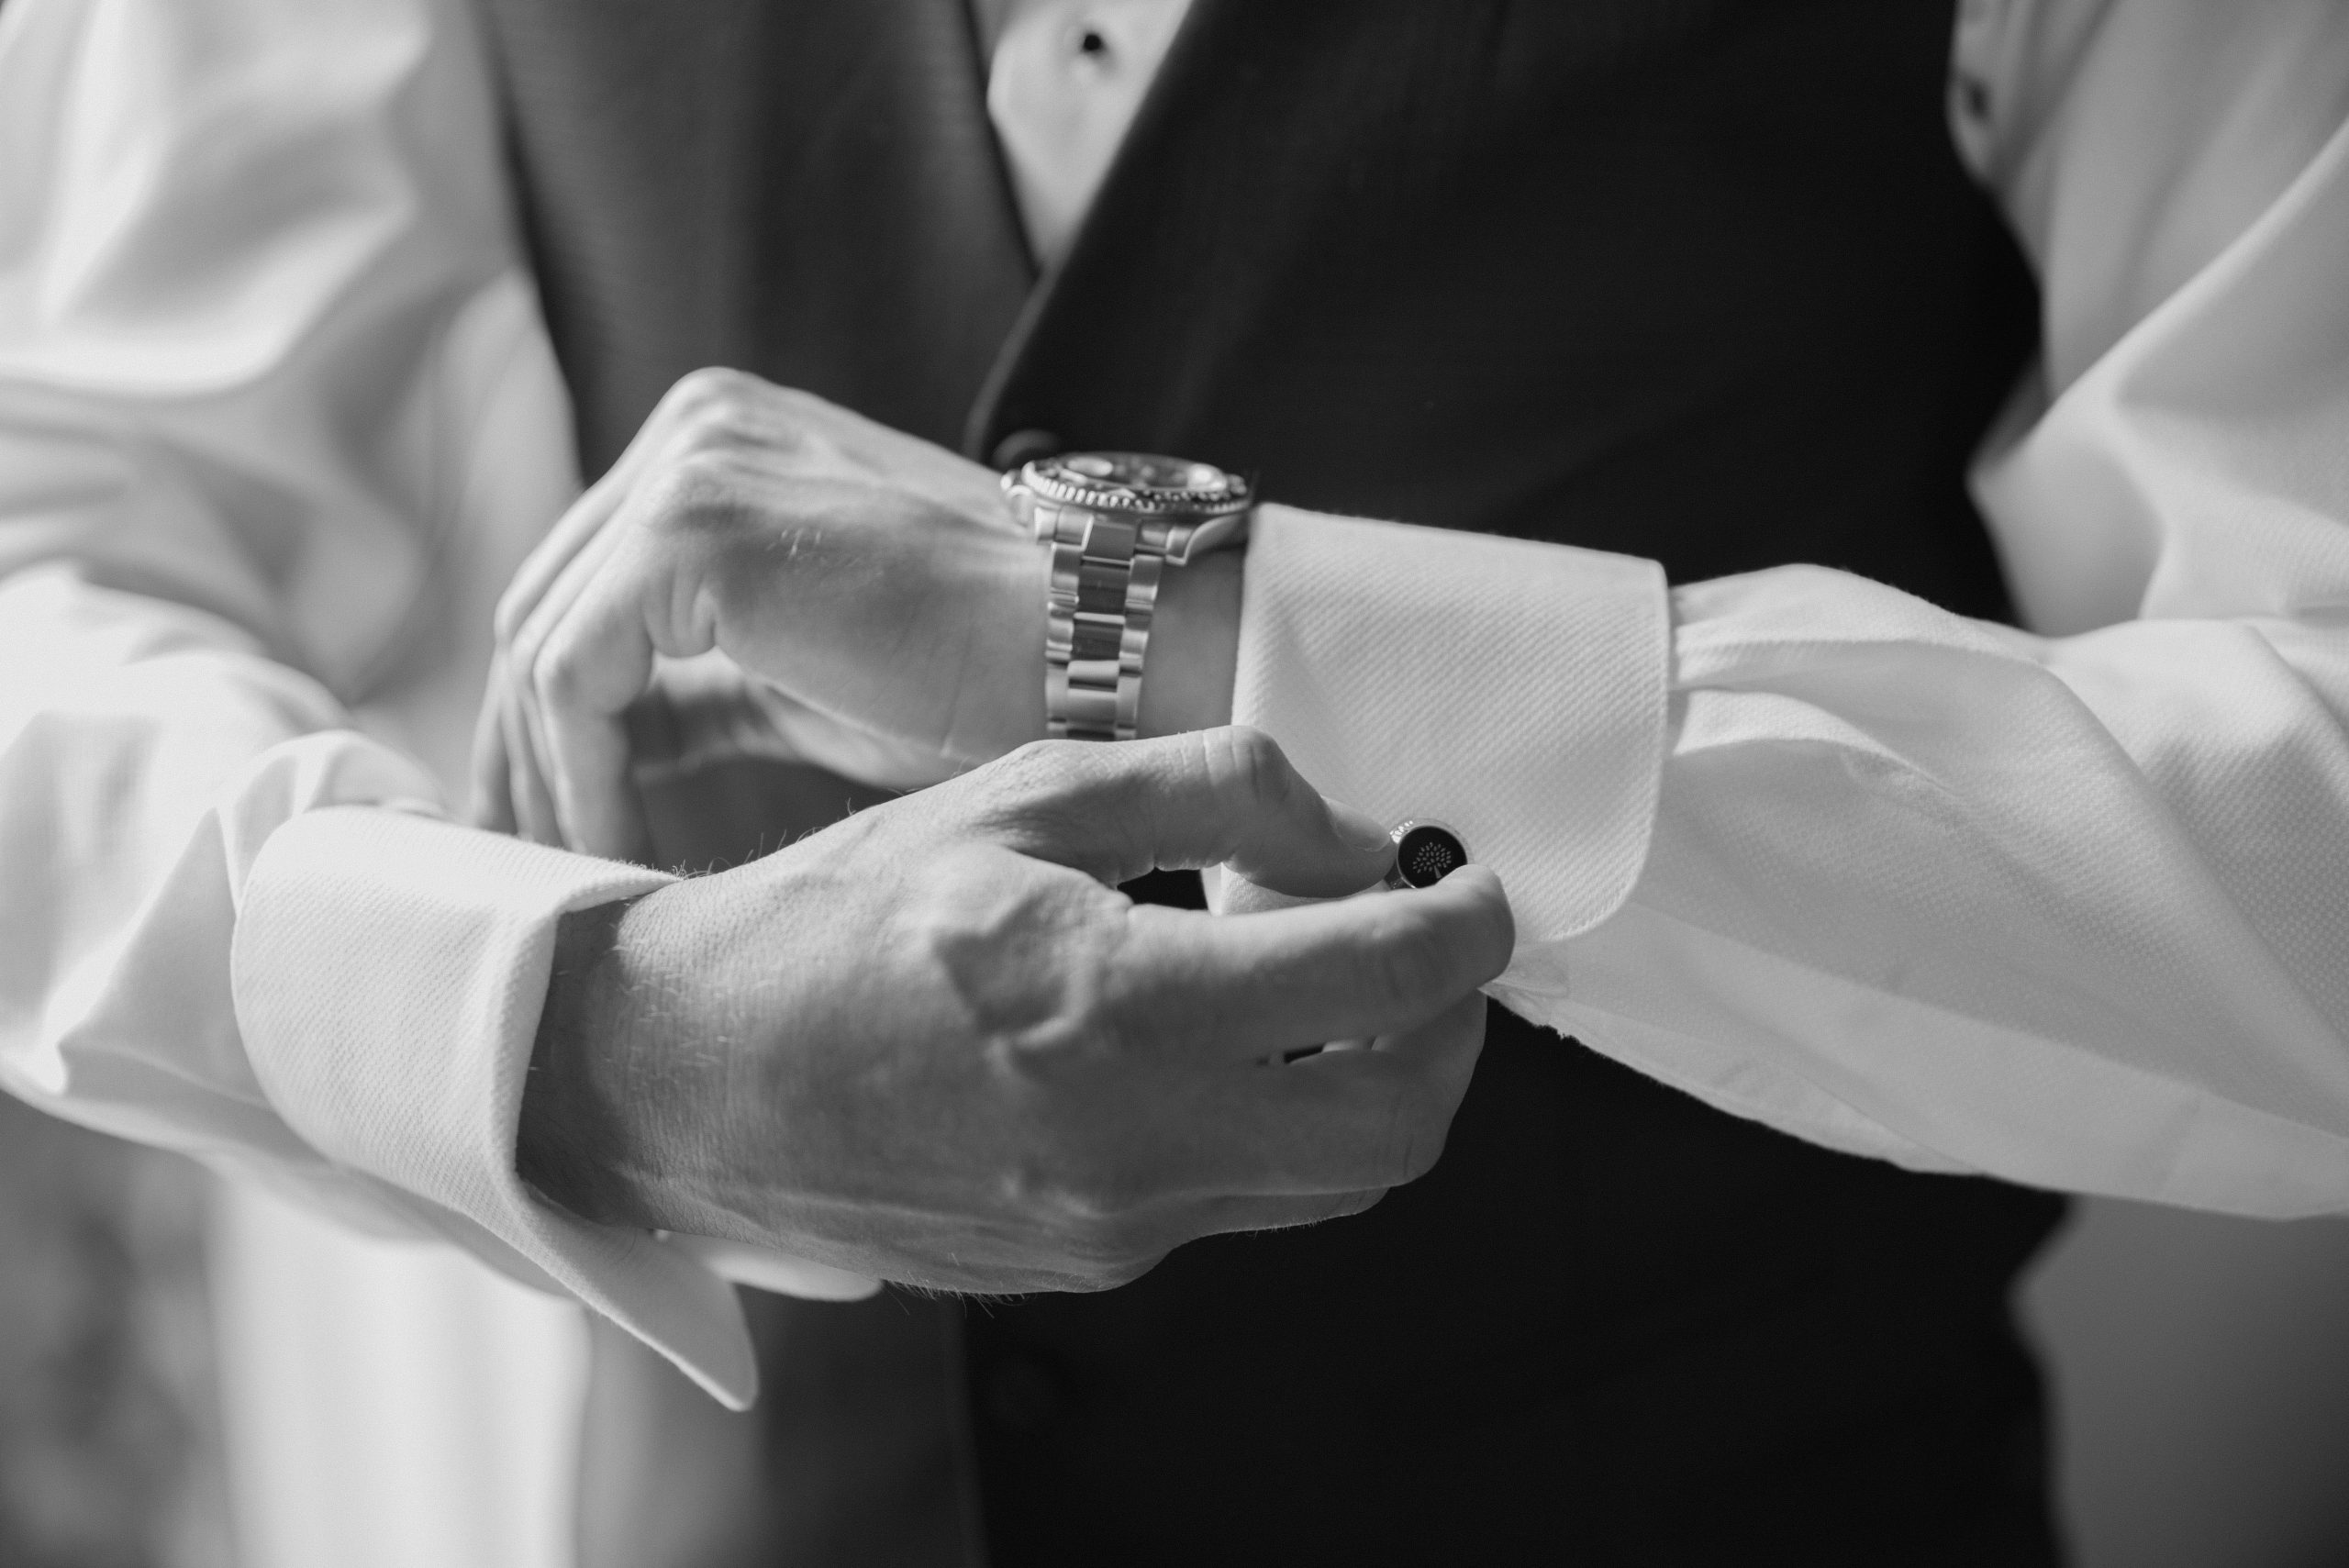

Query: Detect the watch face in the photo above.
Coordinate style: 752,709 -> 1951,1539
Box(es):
1027,451 -> 1252,516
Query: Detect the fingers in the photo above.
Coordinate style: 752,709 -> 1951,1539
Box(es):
1111,990 -> 1488,1209
504,506 -> 685,860
1111,863 -> 1514,1059
525,551 -> 663,860
491,460 -> 631,648
488,373 -> 738,853
985,993 -> 1483,1284
1222,989 -> 1487,1193
623,650 -> 757,780
503,683 -> 565,846
488,370 -> 1021,857
543,700 -> 654,862
975,728 -> 1398,896
1213,873 -> 1320,917
490,368 -> 731,648
469,652 -> 517,832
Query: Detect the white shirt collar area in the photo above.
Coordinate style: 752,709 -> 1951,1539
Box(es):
980,0 -> 1194,269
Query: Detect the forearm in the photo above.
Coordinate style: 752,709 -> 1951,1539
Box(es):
518,878 -> 896,1289
518,892 -> 741,1239
518,900 -> 647,1224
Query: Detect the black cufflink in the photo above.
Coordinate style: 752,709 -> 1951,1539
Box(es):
1384,820 -> 1468,889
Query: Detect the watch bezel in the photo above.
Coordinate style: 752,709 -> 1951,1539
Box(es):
1013,451 -> 1253,519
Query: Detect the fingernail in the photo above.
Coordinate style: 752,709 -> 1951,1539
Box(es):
1330,800 -> 1396,856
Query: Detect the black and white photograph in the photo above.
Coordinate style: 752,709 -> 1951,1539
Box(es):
2,0 -> 2348,1563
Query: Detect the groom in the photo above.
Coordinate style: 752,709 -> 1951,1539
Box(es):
483,1 -> 2065,1562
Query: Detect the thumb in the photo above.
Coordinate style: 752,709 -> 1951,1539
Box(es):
1008,727 -> 1397,897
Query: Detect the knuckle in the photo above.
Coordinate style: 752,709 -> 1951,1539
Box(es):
663,373 -> 830,462
972,739 -> 1097,819
639,450 -> 744,536
529,628 -> 595,710
765,382 -> 822,419
665,364 -> 755,419
918,866 -> 1122,1050
1222,724 -> 1284,771
1004,737 -> 1089,785
668,374 -> 775,460
1211,725 -> 1291,811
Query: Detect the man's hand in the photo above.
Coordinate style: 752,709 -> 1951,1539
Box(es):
517,729 -> 1513,1294
475,368 -> 1029,860
473,369 -> 1239,863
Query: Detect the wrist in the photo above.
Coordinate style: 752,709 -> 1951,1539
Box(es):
1008,452 -> 1246,743
1137,550 -> 1241,737
517,892 -> 685,1230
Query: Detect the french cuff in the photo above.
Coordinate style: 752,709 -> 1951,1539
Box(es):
229,806 -> 763,1407
1232,505 -> 1671,949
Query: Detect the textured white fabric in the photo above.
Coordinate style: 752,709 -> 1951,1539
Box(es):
4,0 -> 2349,1556
1236,510 -> 1668,942
985,0 -> 1192,270
229,806 -> 774,1392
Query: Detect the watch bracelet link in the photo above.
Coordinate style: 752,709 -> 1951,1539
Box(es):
1012,451 -> 1252,744
1041,502 -> 1162,742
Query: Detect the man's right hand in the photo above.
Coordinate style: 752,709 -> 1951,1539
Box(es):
517,728 -> 1513,1294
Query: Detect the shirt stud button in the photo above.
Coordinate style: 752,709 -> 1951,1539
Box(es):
1385,820 -> 1469,890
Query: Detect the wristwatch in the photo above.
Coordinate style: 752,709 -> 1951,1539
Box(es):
1001,451 -> 1253,741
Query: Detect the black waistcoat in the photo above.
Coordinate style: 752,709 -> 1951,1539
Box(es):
478,1 -> 2066,1561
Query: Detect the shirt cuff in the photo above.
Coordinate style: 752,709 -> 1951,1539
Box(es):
229,806 -> 762,1407
1230,504 -> 1671,950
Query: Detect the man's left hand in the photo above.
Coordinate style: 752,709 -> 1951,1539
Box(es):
476,369 -> 1141,862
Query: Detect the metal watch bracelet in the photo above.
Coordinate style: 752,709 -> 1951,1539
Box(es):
1041,505 -> 1156,741
1005,454 -> 1252,742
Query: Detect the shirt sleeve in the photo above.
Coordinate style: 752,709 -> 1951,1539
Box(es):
0,0 -> 774,1405
1230,0 -> 2349,1218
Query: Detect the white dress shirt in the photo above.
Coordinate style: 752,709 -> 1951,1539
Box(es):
5,0 -> 2349,1554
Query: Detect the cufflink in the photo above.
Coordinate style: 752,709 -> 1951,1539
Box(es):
1384,820 -> 1468,889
